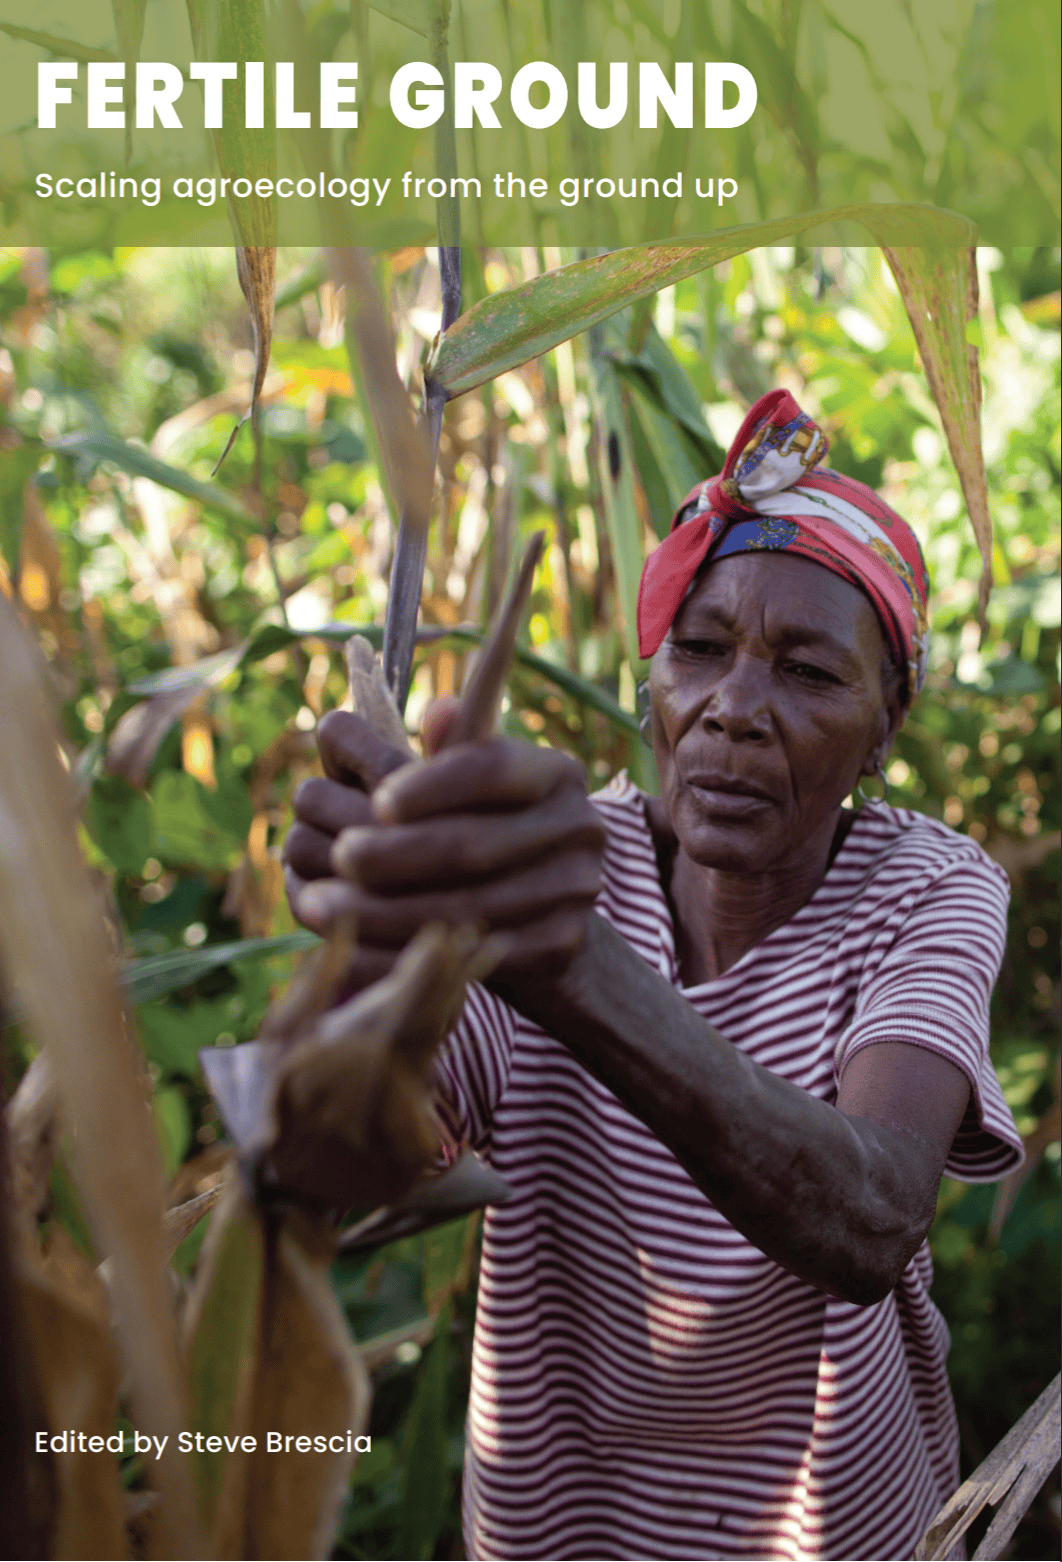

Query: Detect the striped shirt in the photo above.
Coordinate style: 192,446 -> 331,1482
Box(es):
435,778 -> 1023,1561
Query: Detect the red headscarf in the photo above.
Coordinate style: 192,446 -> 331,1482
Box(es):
636,389 -> 930,696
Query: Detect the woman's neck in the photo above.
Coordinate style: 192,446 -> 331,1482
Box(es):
661,807 -> 853,985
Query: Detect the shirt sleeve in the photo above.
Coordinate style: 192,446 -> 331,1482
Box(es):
431,979 -> 516,1162
834,845 -> 1024,1182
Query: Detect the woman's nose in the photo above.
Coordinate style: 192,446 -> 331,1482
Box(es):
701,653 -> 772,740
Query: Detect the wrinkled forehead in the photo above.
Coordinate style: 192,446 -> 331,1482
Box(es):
674,548 -> 887,648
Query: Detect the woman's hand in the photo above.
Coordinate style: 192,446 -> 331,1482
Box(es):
282,705 -> 607,1005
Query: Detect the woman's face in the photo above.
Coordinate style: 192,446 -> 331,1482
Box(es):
649,550 -> 905,876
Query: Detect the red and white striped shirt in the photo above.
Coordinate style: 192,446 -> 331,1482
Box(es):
435,778 -> 1022,1561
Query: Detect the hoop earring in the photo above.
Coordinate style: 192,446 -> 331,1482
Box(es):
636,679 -> 653,750
856,765 -> 891,805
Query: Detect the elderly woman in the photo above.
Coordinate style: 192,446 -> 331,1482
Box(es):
284,390 -> 1022,1562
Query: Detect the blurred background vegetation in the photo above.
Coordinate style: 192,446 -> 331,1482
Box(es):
0,240 -> 1058,1558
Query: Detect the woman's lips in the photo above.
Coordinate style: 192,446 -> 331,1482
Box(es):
685,775 -> 775,814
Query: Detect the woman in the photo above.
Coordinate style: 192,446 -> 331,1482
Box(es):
284,390 -> 1022,1561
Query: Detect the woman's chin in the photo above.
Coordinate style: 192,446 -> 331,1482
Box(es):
673,803 -> 787,875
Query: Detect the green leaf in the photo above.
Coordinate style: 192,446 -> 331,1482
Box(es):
362,0 -> 431,36
422,1215 -> 472,1312
624,399 -> 677,544
111,0 -> 147,63
127,643 -> 251,697
731,0 -> 821,175
122,932 -> 321,1006
138,996 -> 237,1077
152,1085 -> 192,1176
426,207 -> 976,399
189,0 -> 276,248
275,256 -> 329,311
150,770 -> 249,870
397,1304 -> 453,1562
85,775 -> 154,875
0,21 -> 117,60
47,431 -> 258,528
609,322 -> 726,470
879,246 -> 993,615
0,448 -> 43,574
620,381 -> 706,525
123,620 -> 641,738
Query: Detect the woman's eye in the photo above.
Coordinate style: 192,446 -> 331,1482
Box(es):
787,660 -> 836,684
675,638 -> 728,657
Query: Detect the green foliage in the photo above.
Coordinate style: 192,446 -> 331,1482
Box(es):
2,238 -> 1057,1556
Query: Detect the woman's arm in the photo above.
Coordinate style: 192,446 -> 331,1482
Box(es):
508,913 -> 970,1306
284,715 -> 970,1306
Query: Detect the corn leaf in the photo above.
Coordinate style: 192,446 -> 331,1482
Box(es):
362,0 -> 431,35
183,1172 -> 264,1545
0,595 -> 203,1557
242,1219 -> 371,1559
48,430 -> 259,528
236,247 -> 276,441
123,621 -> 641,740
609,321 -> 726,471
621,385 -> 705,525
427,208 -> 971,398
122,932 -> 321,1006
15,1236 -> 127,1558
275,254 -> 328,311
881,245 -> 993,618
0,21 -> 116,60
731,0 -> 821,193
188,0 -> 276,250
396,1303 -> 453,1562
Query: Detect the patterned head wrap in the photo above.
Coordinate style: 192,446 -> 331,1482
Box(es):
636,389 -> 930,697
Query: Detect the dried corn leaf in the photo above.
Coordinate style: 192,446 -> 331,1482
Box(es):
105,686 -> 202,789
329,247 -> 433,536
183,1172 -> 370,1560
337,1147 -> 512,1257
187,0 -> 276,249
16,1233 -> 126,1560
242,1215 -> 371,1560
263,922 -> 491,1209
183,1170 -> 264,1550
164,1185 -> 223,1261
237,247 -> 276,440
0,594 -> 202,1559
215,247 -> 277,477
5,1049 -> 61,1234
345,634 -> 417,758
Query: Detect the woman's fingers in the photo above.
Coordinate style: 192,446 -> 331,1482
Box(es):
294,875 -> 361,934
292,776 -> 374,838
332,798 -> 605,891
421,695 -> 461,756
283,820 -> 339,882
305,851 -> 603,947
316,709 -> 414,790
372,737 -> 584,824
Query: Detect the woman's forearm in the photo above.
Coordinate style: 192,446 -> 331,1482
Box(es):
493,912 -> 941,1306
